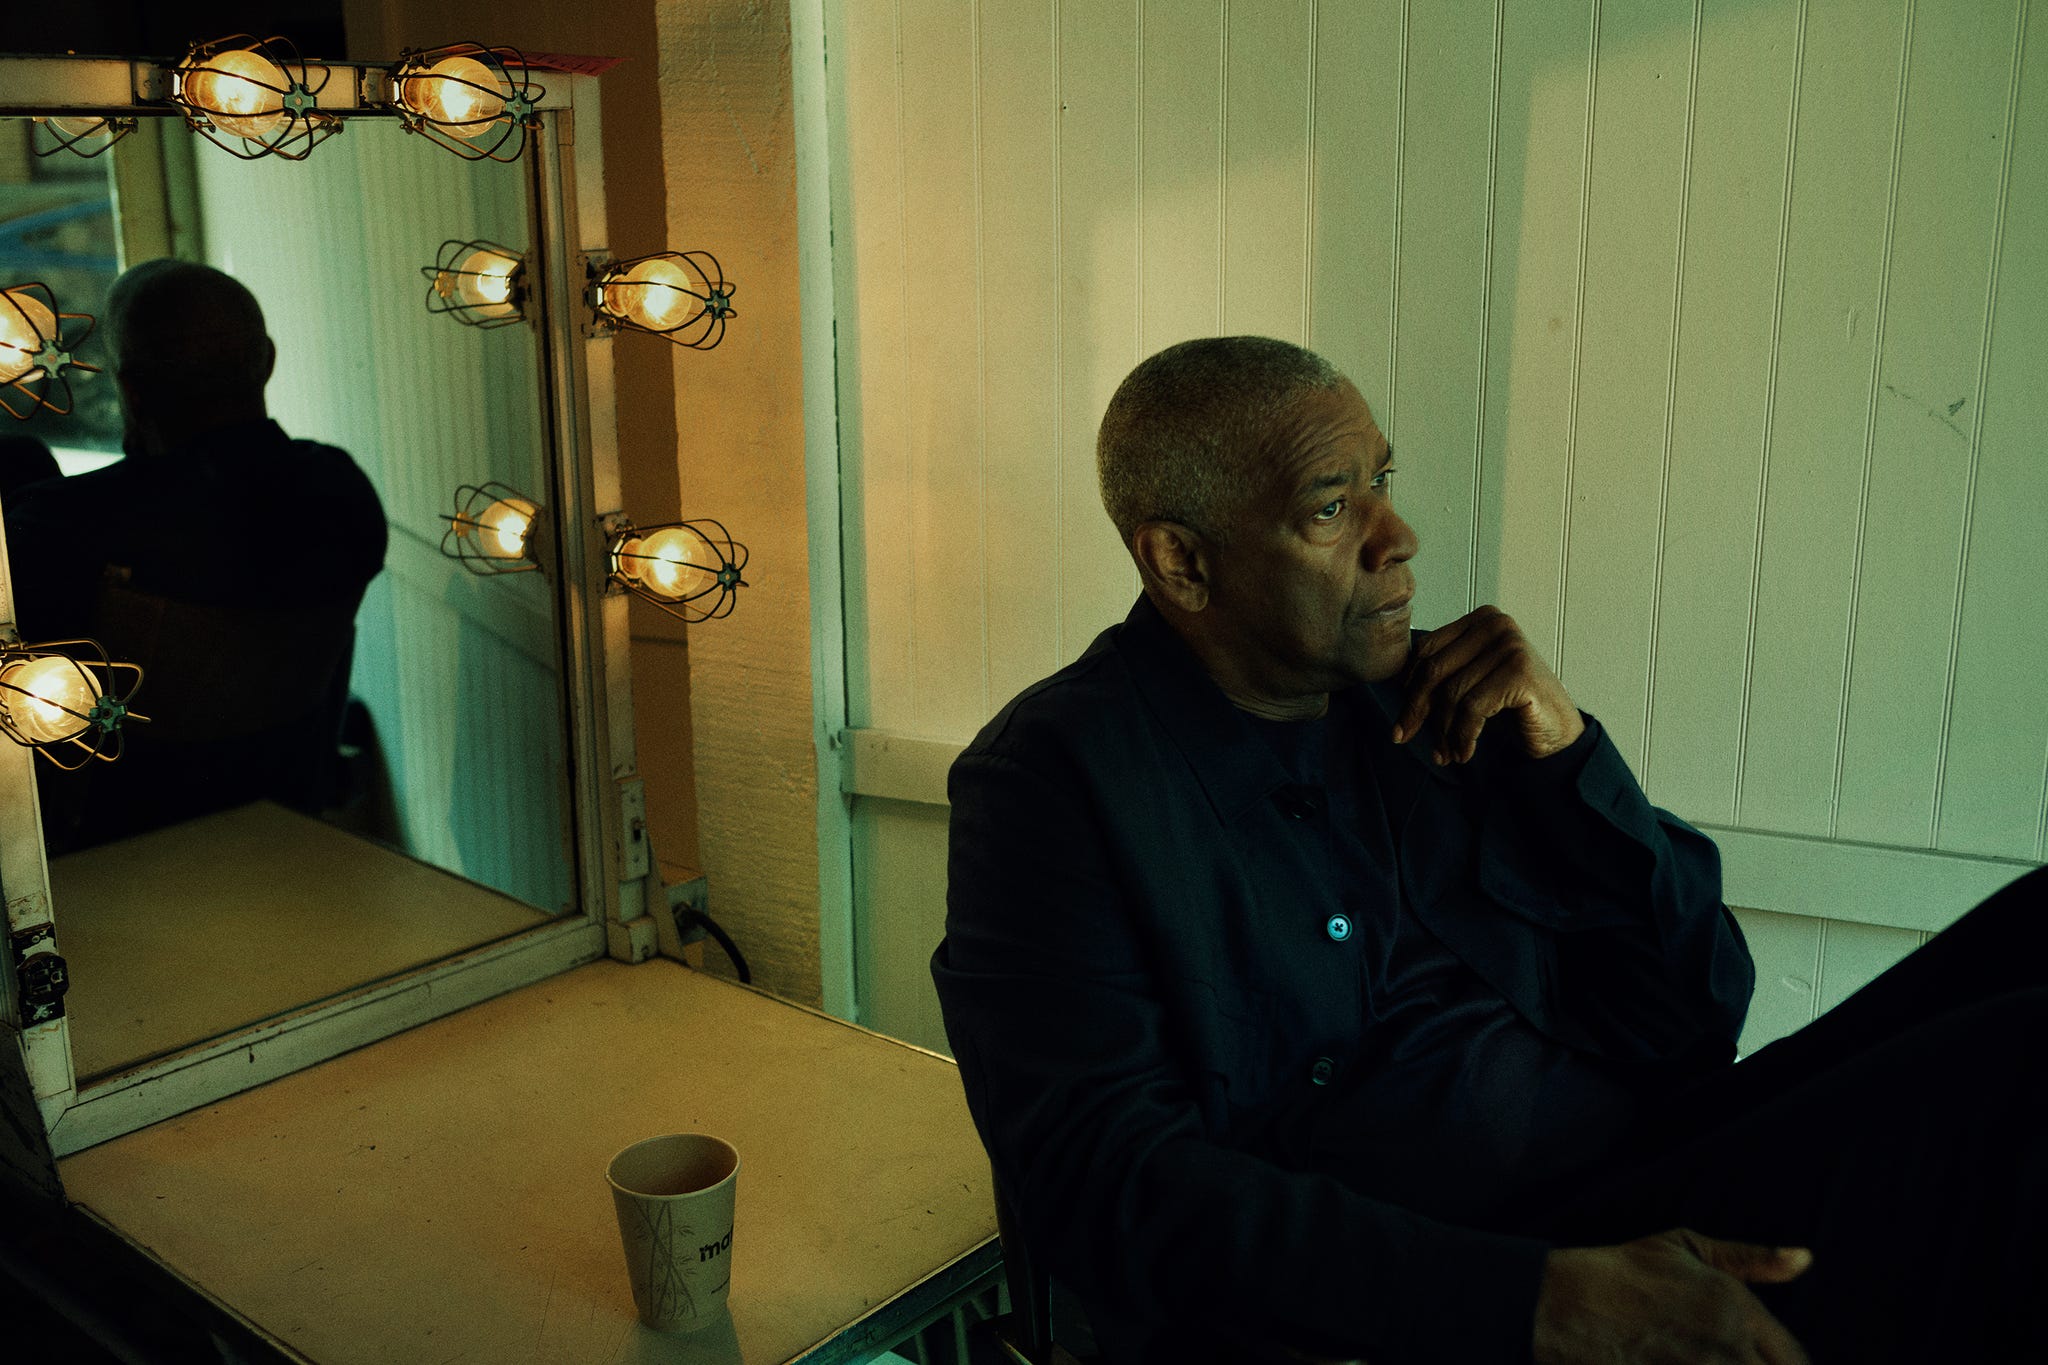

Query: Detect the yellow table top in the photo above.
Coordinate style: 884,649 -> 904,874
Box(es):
57,957 -> 998,1364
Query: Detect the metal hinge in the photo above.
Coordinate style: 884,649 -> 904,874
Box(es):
10,925 -> 68,1026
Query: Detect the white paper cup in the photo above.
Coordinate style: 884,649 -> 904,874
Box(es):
606,1133 -> 740,1333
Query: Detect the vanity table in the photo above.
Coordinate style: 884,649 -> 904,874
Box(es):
53,959 -> 1000,1364
0,52 -> 999,1363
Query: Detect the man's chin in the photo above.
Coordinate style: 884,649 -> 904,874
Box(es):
1344,626 -> 1415,685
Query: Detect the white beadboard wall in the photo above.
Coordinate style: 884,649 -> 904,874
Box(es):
820,0 -> 2047,1053
194,122 -> 574,914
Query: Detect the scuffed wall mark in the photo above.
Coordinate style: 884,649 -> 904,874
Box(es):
1880,382 -> 1969,441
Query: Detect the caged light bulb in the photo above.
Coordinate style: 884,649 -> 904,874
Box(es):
182,47 -> 290,141
627,527 -> 714,601
0,655 -> 96,745
463,495 -> 537,559
439,248 -> 522,321
601,258 -> 704,334
401,55 -> 508,138
0,290 -> 57,385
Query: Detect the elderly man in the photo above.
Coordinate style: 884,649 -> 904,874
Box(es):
4,259 -> 385,845
933,336 -> 2046,1364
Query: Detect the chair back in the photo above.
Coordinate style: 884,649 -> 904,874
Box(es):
90,580 -> 357,744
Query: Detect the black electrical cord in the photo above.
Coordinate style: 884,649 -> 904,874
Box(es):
681,908 -> 750,984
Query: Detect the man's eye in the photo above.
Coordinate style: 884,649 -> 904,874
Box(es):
1313,498 -> 1345,522
1370,466 -> 1398,492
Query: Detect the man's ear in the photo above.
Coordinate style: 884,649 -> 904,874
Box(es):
1132,520 -> 1210,613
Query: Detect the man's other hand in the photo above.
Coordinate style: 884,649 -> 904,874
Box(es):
1392,606 -> 1586,763
1533,1229 -> 1815,1365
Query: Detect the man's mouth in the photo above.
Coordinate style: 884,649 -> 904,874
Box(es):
1362,592 -> 1413,621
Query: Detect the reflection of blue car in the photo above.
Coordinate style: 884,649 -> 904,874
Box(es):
0,199 -> 118,274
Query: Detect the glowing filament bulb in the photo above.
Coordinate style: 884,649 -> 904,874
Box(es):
602,258 -> 704,333
629,527 -> 713,601
184,47 -> 289,140
1,656 -> 95,745
468,496 -> 536,558
0,291 -> 57,385
402,55 -> 507,137
441,248 -> 522,320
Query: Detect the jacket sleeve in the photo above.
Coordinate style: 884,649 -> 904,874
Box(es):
1479,717 -> 1754,1074
934,745 -> 1552,1365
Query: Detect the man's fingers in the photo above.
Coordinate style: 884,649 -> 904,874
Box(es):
1395,613 -> 1512,744
1435,653 -> 1521,764
1749,1300 -> 1813,1365
1696,1236 -> 1815,1285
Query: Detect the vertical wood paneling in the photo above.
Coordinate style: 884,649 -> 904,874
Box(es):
1835,1 -> 2019,848
979,1 -> 1065,711
1307,0 -> 1401,410
1484,1 -> 1594,660
1738,0 -> 1909,837
838,0 -> 912,731
1220,0 -> 1312,341
1814,919 -> 1920,1016
1643,0 -> 1799,820
851,798 -> 953,1054
1555,0 -> 1691,771
832,0 -> 2048,1041
1139,0 -> 1223,351
899,0 -> 989,737
1729,905 -> 1820,1055
1941,1 -> 2048,861
1058,0 -> 1144,649
1392,0 -> 1497,630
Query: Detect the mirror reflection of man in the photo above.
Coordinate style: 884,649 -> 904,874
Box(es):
3,258 -> 386,850
934,336 -> 2048,1364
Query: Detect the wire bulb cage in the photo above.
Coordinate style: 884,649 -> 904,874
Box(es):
607,519 -> 748,622
30,115 -> 138,160
171,34 -> 340,162
390,43 -> 543,162
590,251 -> 736,350
440,482 -> 544,575
421,240 -> 528,329
0,639 -> 147,768
0,283 -> 99,421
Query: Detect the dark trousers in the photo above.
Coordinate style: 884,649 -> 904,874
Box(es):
1506,864 -> 2048,1362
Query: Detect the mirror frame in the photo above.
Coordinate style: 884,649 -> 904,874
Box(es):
0,55 -> 645,1163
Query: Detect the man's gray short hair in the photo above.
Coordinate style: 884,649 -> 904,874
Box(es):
1097,336 -> 1343,545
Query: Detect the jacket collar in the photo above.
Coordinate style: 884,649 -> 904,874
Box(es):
1110,596 -> 1455,825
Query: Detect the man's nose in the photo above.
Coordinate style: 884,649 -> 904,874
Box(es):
1361,503 -> 1419,573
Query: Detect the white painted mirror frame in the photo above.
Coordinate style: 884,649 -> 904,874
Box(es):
0,55 -> 647,1179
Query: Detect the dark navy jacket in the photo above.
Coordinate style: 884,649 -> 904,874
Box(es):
932,596 -> 1752,1364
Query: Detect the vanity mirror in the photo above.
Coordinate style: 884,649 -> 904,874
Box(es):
24,115 -> 577,1083
0,56 -> 633,1161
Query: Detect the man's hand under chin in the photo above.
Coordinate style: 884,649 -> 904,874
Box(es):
1390,605 -> 1586,763
1534,1229 -> 1815,1365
